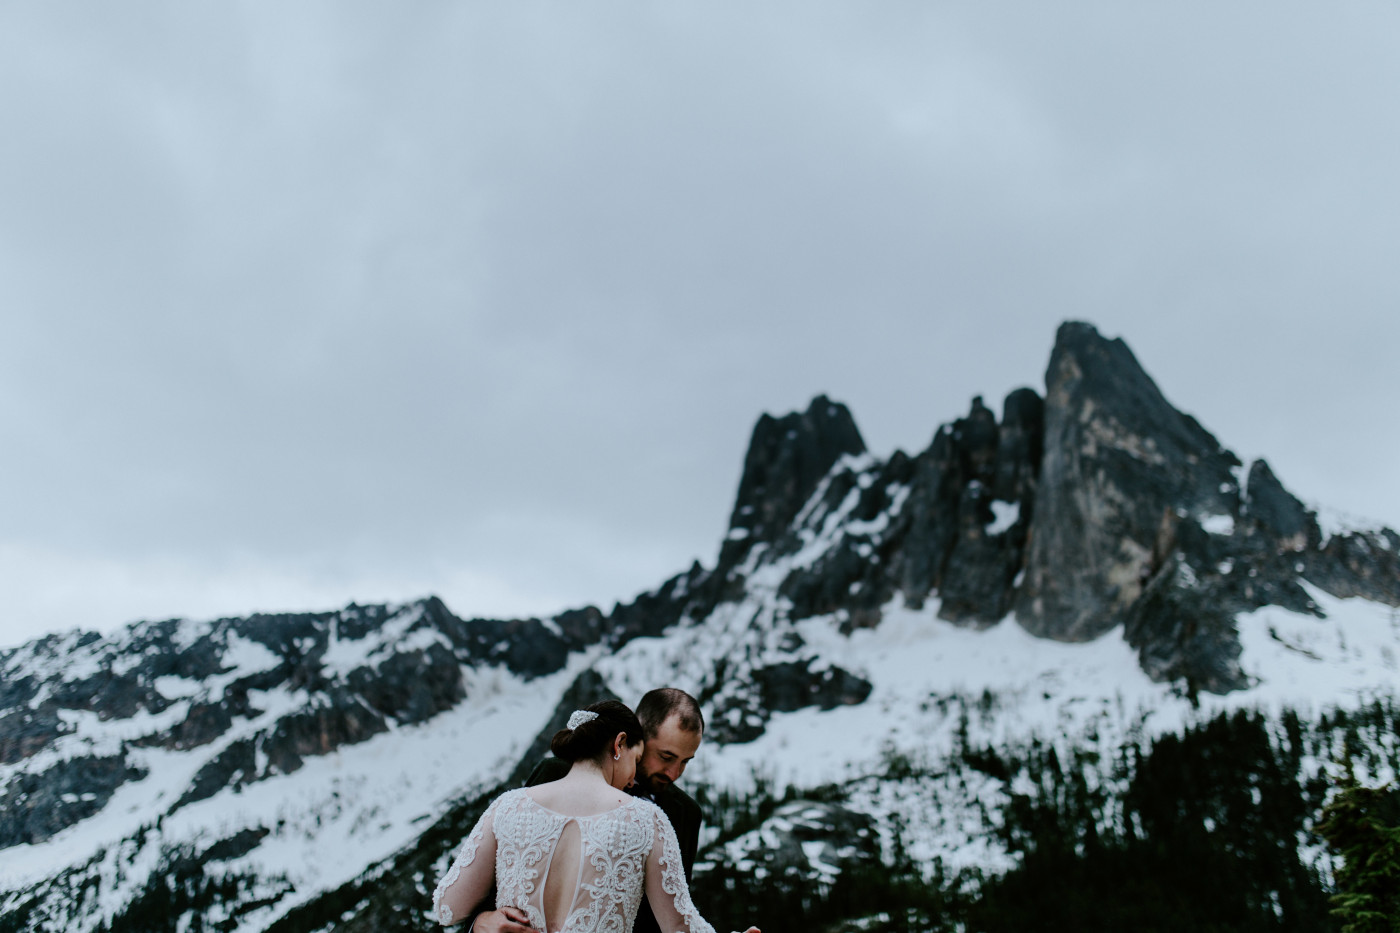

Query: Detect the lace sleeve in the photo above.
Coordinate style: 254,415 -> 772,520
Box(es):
432,796 -> 501,926
644,806 -> 717,933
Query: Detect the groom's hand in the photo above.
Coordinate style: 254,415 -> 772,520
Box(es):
471,907 -> 538,933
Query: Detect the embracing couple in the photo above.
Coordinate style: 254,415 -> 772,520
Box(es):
432,688 -> 760,933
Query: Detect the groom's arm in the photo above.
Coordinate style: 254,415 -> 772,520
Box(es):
466,907 -> 535,933
676,796 -> 701,882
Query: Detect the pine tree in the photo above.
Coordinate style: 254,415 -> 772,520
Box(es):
1316,760 -> 1400,933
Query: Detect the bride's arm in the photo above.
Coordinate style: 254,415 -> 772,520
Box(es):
432,797 -> 502,926
644,810 -> 760,933
644,808 -> 720,933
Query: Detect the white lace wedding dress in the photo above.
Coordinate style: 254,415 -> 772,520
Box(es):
432,788 -> 717,933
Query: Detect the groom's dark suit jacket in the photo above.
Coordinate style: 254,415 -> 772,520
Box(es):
466,757 -> 703,933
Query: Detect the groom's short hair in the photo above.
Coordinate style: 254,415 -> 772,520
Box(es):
636,687 -> 703,737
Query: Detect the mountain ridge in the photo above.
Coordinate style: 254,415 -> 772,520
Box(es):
3,320 -> 1399,932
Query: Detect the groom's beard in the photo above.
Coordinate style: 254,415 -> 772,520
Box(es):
631,770 -> 667,798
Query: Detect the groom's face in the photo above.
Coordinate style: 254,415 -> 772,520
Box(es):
638,715 -> 702,789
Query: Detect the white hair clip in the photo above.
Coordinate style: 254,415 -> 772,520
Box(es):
567,710 -> 599,730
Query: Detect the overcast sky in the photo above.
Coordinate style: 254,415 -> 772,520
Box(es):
3,2 -> 1398,650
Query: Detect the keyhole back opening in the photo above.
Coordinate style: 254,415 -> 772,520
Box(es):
541,818 -> 585,932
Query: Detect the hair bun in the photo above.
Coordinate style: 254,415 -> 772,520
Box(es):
549,699 -> 644,763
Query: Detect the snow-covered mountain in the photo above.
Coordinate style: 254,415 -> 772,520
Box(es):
3,321 -> 1398,933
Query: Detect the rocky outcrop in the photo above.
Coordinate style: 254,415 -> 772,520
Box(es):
889,391 -> 1041,625
719,395 -> 867,571
701,800 -> 878,884
1016,322 -> 1242,642
1307,529 -> 1400,606
755,661 -> 872,715
706,322 -> 1398,694
1,600 -> 544,845
347,643 -> 465,727
707,660 -> 873,744
0,755 -> 148,847
605,562 -> 720,647
174,739 -> 260,811
766,390 -> 1044,632
1239,459 -> 1320,550
0,709 -> 67,766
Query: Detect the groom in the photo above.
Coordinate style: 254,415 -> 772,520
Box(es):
469,687 -> 706,933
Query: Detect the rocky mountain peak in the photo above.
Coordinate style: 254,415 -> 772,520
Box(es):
719,394 -> 866,569
1240,458 -> 1319,550
1016,321 -> 1243,644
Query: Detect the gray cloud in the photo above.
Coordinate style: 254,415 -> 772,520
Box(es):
3,2 -> 1398,647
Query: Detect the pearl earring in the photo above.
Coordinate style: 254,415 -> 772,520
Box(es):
614,751 -> 620,760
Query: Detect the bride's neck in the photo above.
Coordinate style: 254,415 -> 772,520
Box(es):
564,757 -> 612,785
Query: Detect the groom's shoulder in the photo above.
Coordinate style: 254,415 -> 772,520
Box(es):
654,782 -> 701,823
525,756 -> 569,786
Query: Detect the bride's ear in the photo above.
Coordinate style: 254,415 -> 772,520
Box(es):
612,732 -> 626,760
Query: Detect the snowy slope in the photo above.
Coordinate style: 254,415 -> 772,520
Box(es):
3,554 -> 1397,931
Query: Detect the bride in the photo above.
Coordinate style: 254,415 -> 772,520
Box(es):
432,700 -> 758,933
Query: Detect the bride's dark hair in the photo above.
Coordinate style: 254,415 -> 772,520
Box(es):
550,699 -> 644,763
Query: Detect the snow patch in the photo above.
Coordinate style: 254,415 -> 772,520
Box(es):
1200,513 -> 1235,536
986,500 -> 1020,535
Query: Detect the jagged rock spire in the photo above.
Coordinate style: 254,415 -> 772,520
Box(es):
719,395 -> 866,569
1016,321 -> 1242,644
1240,459 -> 1319,550
880,390 -> 1044,624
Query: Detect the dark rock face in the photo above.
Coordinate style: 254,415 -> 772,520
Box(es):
767,390 -> 1044,631
0,709 -> 68,765
201,826 -> 271,863
262,692 -> 391,777
1123,554 -> 1250,693
606,563 -> 717,647
886,392 -> 1042,625
707,322 -> 1398,695
1307,529 -> 1400,606
719,395 -> 867,570
707,661 -> 872,744
1017,322 -> 1242,643
1240,459 -> 1320,550
882,428 -> 963,612
450,616 -> 573,679
755,661 -> 873,714
994,388 -> 1045,505
0,755 -> 148,847
780,538 -> 887,627
936,476 -> 1021,626
699,800 -> 878,882
348,643 -> 466,727
145,701 -> 235,752
175,739 -> 260,811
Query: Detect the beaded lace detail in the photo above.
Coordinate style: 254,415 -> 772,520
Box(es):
432,788 -> 716,933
